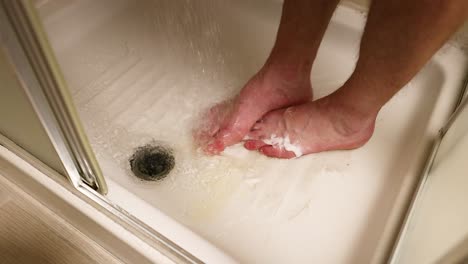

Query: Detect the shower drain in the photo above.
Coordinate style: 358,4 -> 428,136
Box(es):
129,143 -> 175,181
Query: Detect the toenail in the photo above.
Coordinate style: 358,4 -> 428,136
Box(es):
207,139 -> 225,153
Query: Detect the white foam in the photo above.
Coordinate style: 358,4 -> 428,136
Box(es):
262,134 -> 303,158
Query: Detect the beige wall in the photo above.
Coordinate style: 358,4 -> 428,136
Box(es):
0,48 -> 65,175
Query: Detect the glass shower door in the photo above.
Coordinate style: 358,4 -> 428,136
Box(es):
0,0 -> 107,194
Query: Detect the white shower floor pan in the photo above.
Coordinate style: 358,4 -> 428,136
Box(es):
38,1 -> 468,263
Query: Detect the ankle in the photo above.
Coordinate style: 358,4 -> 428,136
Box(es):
323,93 -> 378,136
261,59 -> 312,88
330,81 -> 384,118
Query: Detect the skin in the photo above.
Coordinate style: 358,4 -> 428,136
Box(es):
196,0 -> 468,159
195,0 -> 339,152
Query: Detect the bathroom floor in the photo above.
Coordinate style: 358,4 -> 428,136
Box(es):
0,167 -> 123,264
38,0 -> 468,263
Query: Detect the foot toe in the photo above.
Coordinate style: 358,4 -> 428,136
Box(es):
213,128 -> 245,150
259,146 -> 297,159
244,140 -> 267,150
204,139 -> 225,155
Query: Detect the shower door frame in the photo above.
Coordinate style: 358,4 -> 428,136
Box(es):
0,0 -> 106,194
0,1 -> 203,263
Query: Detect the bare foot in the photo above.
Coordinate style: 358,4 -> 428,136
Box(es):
195,63 -> 313,154
243,95 -> 377,158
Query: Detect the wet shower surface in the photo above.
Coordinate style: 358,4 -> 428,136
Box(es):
38,1 -> 468,263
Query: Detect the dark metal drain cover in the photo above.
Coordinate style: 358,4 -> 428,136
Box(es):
129,143 -> 175,181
